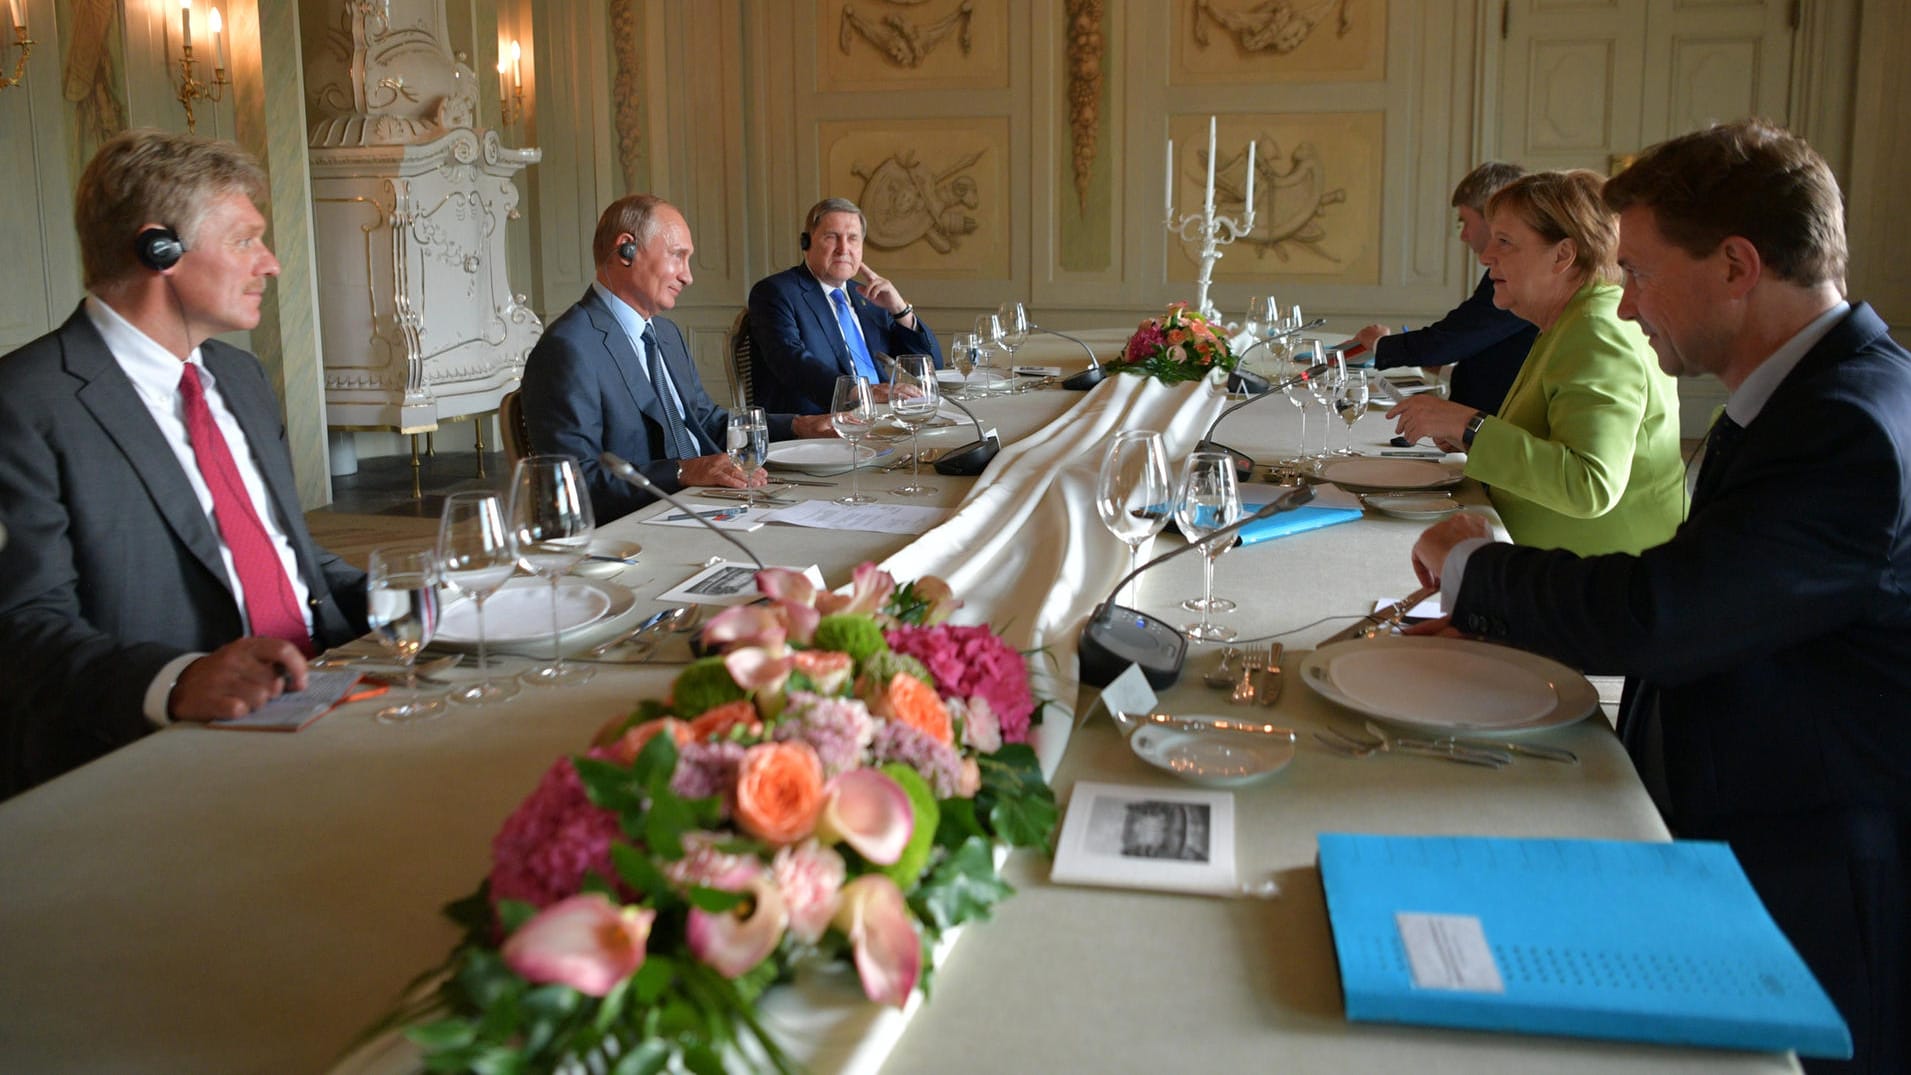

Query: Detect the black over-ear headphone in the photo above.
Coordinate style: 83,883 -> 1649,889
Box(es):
617,238 -> 637,264
136,227 -> 185,272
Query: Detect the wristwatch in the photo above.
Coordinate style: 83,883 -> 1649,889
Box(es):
675,462 -> 685,485
1461,411 -> 1487,448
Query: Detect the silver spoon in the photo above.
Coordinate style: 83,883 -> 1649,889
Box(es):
587,605 -> 692,657
1203,647 -> 1241,689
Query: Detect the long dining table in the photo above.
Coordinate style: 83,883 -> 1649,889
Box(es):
0,330 -> 1796,1074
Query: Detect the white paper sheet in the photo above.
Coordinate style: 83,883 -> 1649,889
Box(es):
762,500 -> 952,535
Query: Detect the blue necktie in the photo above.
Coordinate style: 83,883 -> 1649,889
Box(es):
642,323 -> 698,460
830,288 -> 882,384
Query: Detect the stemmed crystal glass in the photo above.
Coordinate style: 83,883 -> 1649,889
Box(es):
507,454 -> 596,687
1280,328 -> 1314,468
436,491 -> 519,706
1334,368 -> 1370,456
1176,451 -> 1242,641
831,375 -> 878,505
1303,339 -> 1340,462
726,406 -> 769,508
995,302 -> 1029,367
366,545 -> 446,723
890,354 -> 940,497
972,314 -> 1004,391
1096,430 -> 1173,606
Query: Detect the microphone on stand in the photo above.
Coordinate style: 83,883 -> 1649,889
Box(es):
931,391 -> 1001,477
1197,362 -> 1330,484
1079,484 -> 1316,689
1028,324 -> 1109,391
599,451 -> 764,571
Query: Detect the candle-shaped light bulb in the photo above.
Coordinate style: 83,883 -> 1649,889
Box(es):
509,39 -> 522,89
7,0 -> 22,32
1203,116 -> 1217,216
1244,138 -> 1257,217
180,0 -> 193,51
209,7 -> 226,71
1164,138 -> 1174,218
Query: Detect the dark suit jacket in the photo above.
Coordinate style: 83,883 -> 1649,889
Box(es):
1372,270 -> 1537,413
747,265 -> 943,414
520,287 -> 796,522
0,307 -> 368,799
1450,303 -> 1911,1072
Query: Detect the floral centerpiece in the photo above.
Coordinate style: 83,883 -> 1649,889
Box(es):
1109,302 -> 1238,384
376,564 -> 1057,1073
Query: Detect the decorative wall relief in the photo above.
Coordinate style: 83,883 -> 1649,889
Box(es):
60,0 -> 123,176
1168,112 -> 1380,285
818,0 -> 1006,91
1174,0 -> 1384,84
820,119 -> 1008,278
1059,0 -> 1113,274
1064,0 -> 1104,213
609,0 -> 646,192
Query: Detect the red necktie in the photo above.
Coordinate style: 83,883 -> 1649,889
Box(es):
178,364 -> 315,655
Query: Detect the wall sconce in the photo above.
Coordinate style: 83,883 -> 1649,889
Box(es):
0,0 -> 34,92
172,0 -> 230,133
497,39 -> 524,127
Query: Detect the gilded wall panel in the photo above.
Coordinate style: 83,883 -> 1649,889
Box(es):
1172,0 -> 1385,85
819,118 -> 1009,279
818,0 -> 1009,92
1167,111 -> 1381,285
1058,0 -> 1112,273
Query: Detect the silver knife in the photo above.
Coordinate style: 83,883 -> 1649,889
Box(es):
1141,713 -> 1295,740
1437,735 -> 1579,764
1256,643 -> 1285,707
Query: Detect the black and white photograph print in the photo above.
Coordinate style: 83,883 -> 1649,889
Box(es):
1086,796 -> 1212,862
1049,782 -> 1238,895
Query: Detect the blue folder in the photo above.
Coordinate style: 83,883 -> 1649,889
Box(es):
1317,833 -> 1851,1059
1236,501 -> 1362,546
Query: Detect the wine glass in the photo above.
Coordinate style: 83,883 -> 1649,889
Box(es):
436,491 -> 519,706
1303,339 -> 1339,463
972,314 -> 1003,391
366,545 -> 446,723
831,375 -> 878,505
1334,368 -> 1370,456
726,407 -> 770,508
1096,430 -> 1172,606
949,332 -> 979,377
995,302 -> 1029,367
507,454 -> 596,687
890,355 -> 940,497
1279,334 -> 1313,472
1176,451 -> 1241,642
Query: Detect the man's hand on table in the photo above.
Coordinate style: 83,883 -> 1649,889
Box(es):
792,414 -> 839,439
1410,512 -> 1494,589
1354,324 -> 1393,350
169,637 -> 308,722
680,452 -> 767,488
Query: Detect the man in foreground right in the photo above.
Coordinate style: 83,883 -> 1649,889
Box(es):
1410,120 -> 1910,1073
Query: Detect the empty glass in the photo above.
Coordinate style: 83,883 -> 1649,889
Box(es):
1176,451 -> 1242,641
366,545 -> 446,723
1334,368 -> 1370,456
890,355 -> 940,497
1096,430 -> 1173,606
995,302 -> 1029,366
507,454 -> 596,687
831,375 -> 878,505
726,407 -> 769,508
1303,339 -> 1339,462
436,491 -> 519,706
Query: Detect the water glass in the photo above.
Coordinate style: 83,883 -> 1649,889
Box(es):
507,454 -> 596,687
727,407 -> 770,508
436,491 -> 518,706
996,302 -> 1029,364
890,355 -> 940,497
1335,369 -> 1370,456
1303,339 -> 1339,461
1176,451 -> 1241,641
366,545 -> 446,723
831,375 -> 878,505
1096,430 -> 1173,607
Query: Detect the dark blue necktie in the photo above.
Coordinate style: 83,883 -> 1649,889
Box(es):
642,323 -> 698,459
1690,412 -> 1744,508
830,288 -> 882,383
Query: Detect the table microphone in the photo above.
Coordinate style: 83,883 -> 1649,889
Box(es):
1028,324 -> 1108,391
599,451 -> 764,571
1079,484 -> 1315,689
1197,362 -> 1330,483
931,392 -> 1001,476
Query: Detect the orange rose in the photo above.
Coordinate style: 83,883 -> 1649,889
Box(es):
606,717 -> 693,763
734,741 -> 826,845
688,700 -> 763,743
882,673 -> 953,745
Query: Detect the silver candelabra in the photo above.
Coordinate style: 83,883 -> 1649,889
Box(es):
1164,116 -> 1256,323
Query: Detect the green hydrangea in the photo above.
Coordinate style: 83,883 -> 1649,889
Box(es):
670,656 -> 747,718
858,650 -> 932,689
812,613 -> 887,664
878,762 -> 940,891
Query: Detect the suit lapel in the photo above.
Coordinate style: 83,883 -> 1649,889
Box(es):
204,343 -> 325,593
796,272 -> 855,376
581,288 -> 674,435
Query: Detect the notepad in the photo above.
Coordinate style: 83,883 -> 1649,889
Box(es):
1235,503 -> 1362,545
1317,833 -> 1852,1059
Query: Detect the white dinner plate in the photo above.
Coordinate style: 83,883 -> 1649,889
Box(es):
571,537 -> 642,579
435,575 -> 634,651
1361,492 -> 1460,521
765,440 -> 884,474
1299,636 -> 1598,734
1318,457 -> 1464,492
1129,719 -> 1295,788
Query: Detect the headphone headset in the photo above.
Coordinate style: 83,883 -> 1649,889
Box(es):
799,231 -> 811,251
136,227 -> 185,272
617,237 -> 637,264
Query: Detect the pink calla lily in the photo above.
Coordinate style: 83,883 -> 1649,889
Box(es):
501,894 -> 655,997
755,567 -> 817,605
815,767 -> 913,866
817,563 -> 895,615
702,604 -> 788,651
724,647 -> 794,696
775,599 -> 821,645
832,874 -> 920,1007
687,874 -> 789,978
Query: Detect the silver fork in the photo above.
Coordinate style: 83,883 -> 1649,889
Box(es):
1230,649 -> 1264,704
1359,720 -> 1511,767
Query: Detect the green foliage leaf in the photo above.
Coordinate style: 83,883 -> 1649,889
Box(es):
575,755 -> 648,816
933,795 -> 985,849
495,898 -> 537,936
912,835 -> 1013,932
609,844 -> 674,908
685,885 -> 747,913
611,1040 -> 672,1075
976,744 -> 1059,851
404,1017 -> 478,1051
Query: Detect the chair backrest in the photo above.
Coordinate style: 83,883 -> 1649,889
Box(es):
499,387 -> 531,466
726,308 -> 756,409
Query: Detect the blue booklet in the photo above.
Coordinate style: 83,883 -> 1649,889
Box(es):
1236,501 -> 1361,546
1317,833 -> 1851,1059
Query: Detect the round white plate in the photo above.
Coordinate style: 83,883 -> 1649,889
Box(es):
1299,636 -> 1598,734
1319,457 -> 1463,492
1362,493 -> 1460,521
436,576 -> 632,649
572,537 -> 642,579
765,440 -> 882,473
1129,720 -> 1296,788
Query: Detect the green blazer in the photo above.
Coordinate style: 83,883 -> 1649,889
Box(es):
1465,280 -> 1684,555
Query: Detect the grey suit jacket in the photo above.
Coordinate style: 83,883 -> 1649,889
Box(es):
0,306 -> 367,798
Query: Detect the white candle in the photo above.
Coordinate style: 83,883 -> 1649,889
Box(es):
7,0 -> 21,32
497,56 -> 509,101
510,39 -> 522,89
1244,138 -> 1256,216
180,0 -> 192,51
209,7 -> 226,71
1203,116 -> 1217,216
1164,138 -> 1174,218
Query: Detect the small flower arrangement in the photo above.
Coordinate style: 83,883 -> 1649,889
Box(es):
377,564 -> 1057,1073
1111,302 -> 1238,384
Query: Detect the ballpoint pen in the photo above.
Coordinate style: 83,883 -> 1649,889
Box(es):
663,507 -> 745,522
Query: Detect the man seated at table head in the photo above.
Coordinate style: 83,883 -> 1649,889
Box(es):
520,194 -> 837,522
1352,161 -> 1538,413
1409,119 -> 1911,1073
0,129 -> 371,800
746,197 -> 943,415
